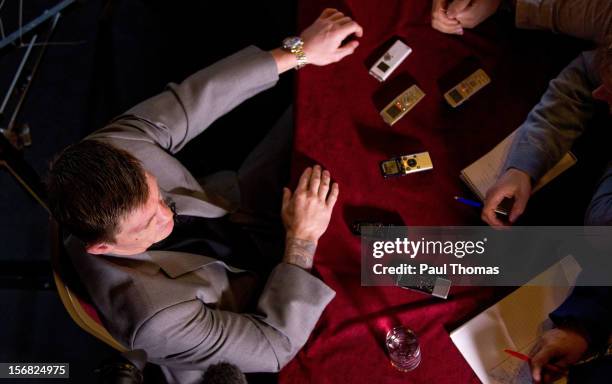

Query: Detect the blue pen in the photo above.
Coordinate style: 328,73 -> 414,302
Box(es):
454,196 -> 483,208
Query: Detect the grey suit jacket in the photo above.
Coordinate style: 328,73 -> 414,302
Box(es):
66,46 -> 335,382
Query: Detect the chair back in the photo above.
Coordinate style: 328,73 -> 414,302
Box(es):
50,220 -> 127,352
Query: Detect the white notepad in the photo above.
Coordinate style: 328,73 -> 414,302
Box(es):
450,255 -> 582,384
460,129 -> 577,201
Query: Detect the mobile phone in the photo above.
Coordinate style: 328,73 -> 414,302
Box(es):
380,85 -> 426,126
381,151 -> 433,178
444,69 -> 490,108
369,40 -> 412,82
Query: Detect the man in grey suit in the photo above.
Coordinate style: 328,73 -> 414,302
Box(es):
45,8 -> 363,383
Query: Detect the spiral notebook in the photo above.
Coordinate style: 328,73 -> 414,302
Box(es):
460,129 -> 577,201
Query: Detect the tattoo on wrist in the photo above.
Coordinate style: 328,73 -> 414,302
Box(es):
284,237 -> 316,270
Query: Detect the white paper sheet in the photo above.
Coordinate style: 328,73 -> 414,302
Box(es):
450,255 -> 581,384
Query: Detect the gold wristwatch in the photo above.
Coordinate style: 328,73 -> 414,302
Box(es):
282,36 -> 308,70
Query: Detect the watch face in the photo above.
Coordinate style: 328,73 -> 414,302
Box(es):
283,36 -> 302,49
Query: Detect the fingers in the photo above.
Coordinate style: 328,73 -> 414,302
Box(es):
335,16 -> 353,25
298,165 -> 338,204
509,191 -> 529,223
336,40 -> 360,61
455,8 -> 487,29
318,169 -> 331,199
530,345 -> 556,383
329,11 -> 346,22
435,14 -> 461,28
322,9 -> 363,38
302,8 -> 362,66
543,364 -> 567,375
320,8 -> 337,19
541,363 -> 568,383
309,165 -> 322,194
327,183 -> 339,208
282,187 -> 292,209
431,0 -> 461,34
432,14 -> 461,28
446,0 -> 471,18
455,12 -> 478,29
337,20 -> 364,39
297,167 -> 312,192
432,20 -> 463,34
432,12 -> 463,34
530,343 -> 568,383
482,188 -> 509,227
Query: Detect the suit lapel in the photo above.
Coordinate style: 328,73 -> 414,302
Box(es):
147,250 -> 244,278
165,191 -> 228,218
139,190 -> 241,277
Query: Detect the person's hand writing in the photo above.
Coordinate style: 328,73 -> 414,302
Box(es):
300,8 -> 363,66
431,0 -> 463,34
530,327 -> 589,383
281,165 -> 339,269
482,168 -> 531,226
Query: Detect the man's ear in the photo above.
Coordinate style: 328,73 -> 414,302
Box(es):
86,242 -> 113,255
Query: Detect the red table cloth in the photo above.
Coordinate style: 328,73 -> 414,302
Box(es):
284,1 -> 584,383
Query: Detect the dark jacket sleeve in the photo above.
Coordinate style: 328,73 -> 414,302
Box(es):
515,0 -> 612,44
585,162 -> 612,225
550,286 -> 612,351
504,51 -> 599,181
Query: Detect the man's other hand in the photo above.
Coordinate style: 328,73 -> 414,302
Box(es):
447,0 -> 503,29
431,0 -> 463,34
281,165 -> 339,269
482,168 -> 531,226
282,165 -> 338,243
300,8 -> 363,66
530,327 -> 588,383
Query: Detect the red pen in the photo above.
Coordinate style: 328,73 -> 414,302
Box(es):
504,349 -> 530,361
503,349 -> 566,374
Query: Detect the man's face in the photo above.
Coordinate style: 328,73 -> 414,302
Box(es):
87,173 -> 174,256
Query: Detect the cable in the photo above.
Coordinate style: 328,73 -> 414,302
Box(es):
0,0 -> 6,39
1,0 -> 83,50
18,0 -> 23,45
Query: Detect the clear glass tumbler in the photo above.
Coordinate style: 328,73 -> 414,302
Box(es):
385,326 -> 421,372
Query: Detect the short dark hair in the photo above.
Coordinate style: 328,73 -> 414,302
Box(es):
46,140 -> 149,245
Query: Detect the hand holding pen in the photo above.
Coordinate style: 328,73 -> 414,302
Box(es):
504,324 -> 589,383
504,349 -> 567,383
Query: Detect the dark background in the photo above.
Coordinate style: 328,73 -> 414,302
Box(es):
0,0 -> 295,381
